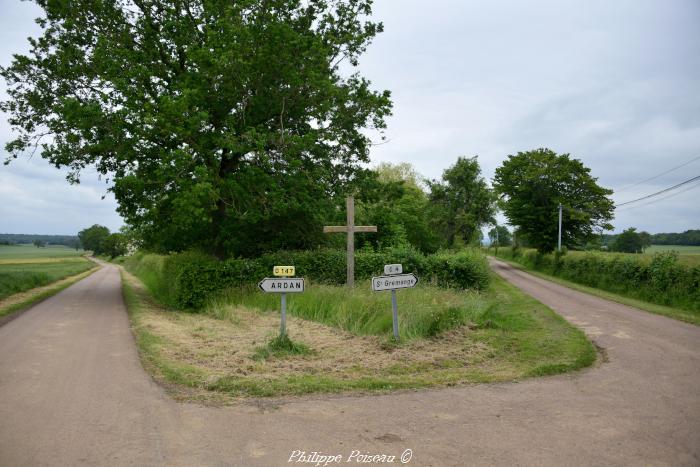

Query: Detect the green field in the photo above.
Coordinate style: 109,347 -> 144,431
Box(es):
645,245 -> 700,255
0,244 -> 85,260
0,245 -> 94,302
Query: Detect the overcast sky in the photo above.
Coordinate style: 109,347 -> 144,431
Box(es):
1,0 -> 699,236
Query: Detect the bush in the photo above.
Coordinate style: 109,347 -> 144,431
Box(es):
124,247 -> 491,310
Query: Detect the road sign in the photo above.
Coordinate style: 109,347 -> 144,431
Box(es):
371,274 -> 418,292
384,263 -> 402,275
258,278 -> 305,293
273,266 -> 295,277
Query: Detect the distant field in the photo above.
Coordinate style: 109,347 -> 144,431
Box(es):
645,245 -> 700,255
0,244 -> 85,260
0,244 -> 94,302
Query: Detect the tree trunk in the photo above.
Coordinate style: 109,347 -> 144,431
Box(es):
212,150 -> 241,260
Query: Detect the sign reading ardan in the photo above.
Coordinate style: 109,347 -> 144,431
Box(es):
258,278 -> 305,293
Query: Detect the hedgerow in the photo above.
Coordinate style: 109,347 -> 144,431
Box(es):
495,247 -> 700,312
123,247 -> 491,310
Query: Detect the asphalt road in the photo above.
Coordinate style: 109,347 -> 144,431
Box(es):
0,260 -> 698,466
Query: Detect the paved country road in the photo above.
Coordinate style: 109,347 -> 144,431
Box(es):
0,260 -> 698,466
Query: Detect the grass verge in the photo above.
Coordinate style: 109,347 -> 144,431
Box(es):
119,266 -> 595,402
0,264 -> 99,322
491,256 -> 699,326
0,257 -> 95,300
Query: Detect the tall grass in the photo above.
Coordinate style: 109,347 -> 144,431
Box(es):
206,281 -> 494,340
0,260 -> 94,300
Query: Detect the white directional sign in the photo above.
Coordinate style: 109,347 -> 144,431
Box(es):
258,278 -> 305,293
371,274 -> 418,291
384,263 -> 402,275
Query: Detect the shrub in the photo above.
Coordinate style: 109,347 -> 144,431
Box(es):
124,247 -> 491,310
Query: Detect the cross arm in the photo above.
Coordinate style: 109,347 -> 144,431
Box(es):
323,226 -> 348,233
354,226 -> 377,233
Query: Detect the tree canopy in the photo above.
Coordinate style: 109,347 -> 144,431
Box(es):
78,224 -> 111,254
488,225 -> 512,247
612,227 -> 644,253
428,157 -> 496,247
1,0 -> 391,258
493,148 -> 614,253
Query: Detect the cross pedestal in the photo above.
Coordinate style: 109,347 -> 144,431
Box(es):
323,196 -> 377,288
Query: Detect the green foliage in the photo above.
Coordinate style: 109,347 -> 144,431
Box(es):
493,148 -> 614,253
488,225 -> 512,247
123,247 -> 491,310
78,225 -> 111,255
101,233 -> 129,259
32,239 -> 46,248
495,247 -> 700,312
2,0 -> 391,259
612,227 -> 643,253
214,283 -> 489,340
429,157 -> 496,247
353,164 -> 441,253
650,230 -> 700,246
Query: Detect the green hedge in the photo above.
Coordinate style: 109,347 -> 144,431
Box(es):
495,247 -> 700,312
124,247 -> 490,310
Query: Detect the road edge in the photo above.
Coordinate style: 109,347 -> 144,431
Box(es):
488,255 -> 699,326
0,263 -> 101,327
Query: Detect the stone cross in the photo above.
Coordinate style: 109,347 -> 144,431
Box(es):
323,196 -> 377,288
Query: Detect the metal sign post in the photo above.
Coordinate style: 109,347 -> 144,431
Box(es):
371,264 -> 419,340
259,267 -> 303,336
391,289 -> 399,339
280,292 -> 287,335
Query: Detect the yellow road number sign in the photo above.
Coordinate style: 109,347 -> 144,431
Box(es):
273,266 -> 295,277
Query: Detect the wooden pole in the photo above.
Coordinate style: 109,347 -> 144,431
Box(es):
346,196 -> 355,288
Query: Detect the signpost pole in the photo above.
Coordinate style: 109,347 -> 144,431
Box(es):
558,203 -> 563,252
280,292 -> 287,335
346,197 -> 355,289
391,289 -> 399,340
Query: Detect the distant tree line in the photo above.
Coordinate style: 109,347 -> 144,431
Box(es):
601,229 -> 700,251
0,233 -> 81,249
650,230 -> 700,246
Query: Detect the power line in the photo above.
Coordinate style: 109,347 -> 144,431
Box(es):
615,179 -> 700,212
614,154 -> 700,194
615,174 -> 700,207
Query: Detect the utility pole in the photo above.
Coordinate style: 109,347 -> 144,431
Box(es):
495,223 -> 499,255
557,203 -> 563,252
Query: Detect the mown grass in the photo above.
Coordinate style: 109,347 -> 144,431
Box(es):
120,263 -> 596,400
0,259 -> 95,300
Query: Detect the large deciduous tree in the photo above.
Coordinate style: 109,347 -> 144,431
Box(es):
493,148 -> 614,253
78,224 -> 111,254
613,228 -> 643,253
428,157 -> 496,247
1,0 -> 391,258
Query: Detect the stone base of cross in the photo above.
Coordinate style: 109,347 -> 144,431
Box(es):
323,196 -> 377,288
